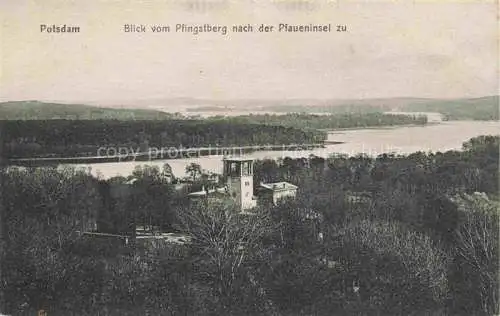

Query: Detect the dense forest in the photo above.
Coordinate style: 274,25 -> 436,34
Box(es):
249,104 -> 390,114
2,112 -> 426,159
188,104 -> 387,114
1,135 -> 498,315
2,120 -> 326,159
215,112 -> 428,130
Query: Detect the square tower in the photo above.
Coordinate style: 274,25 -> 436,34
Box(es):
223,156 -> 257,211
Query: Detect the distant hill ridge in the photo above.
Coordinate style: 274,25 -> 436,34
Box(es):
184,96 -> 498,120
1,96 -> 497,120
94,95 -> 498,109
0,101 -> 176,120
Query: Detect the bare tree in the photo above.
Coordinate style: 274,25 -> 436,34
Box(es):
331,220 -> 449,314
452,193 -> 499,315
177,201 -> 273,313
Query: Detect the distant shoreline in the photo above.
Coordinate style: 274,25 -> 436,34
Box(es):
5,123 -> 445,166
7,143 -> 331,166
323,122 -> 441,133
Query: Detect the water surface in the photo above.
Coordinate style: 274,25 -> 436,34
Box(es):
68,121 -> 499,179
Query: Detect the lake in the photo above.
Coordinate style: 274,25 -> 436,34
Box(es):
68,121 -> 499,179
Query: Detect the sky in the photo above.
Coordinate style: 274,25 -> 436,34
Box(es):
0,0 -> 498,103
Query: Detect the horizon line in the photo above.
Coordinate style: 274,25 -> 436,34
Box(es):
0,95 -> 498,105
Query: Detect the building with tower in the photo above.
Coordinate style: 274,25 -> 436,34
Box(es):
223,156 -> 258,210
187,156 -> 298,211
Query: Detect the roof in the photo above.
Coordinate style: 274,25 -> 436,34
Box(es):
260,182 -> 298,192
223,156 -> 255,162
126,178 -> 138,185
187,186 -> 228,197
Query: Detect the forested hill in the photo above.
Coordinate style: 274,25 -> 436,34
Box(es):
400,96 -> 499,120
0,101 -> 176,120
3,96 -> 497,121
2,120 -> 326,159
0,103 -> 429,159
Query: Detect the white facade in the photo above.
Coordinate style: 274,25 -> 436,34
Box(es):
223,157 -> 257,210
259,182 -> 298,205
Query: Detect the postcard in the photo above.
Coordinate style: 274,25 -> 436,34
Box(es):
0,1 -> 498,315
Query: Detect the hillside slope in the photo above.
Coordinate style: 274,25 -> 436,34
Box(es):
400,96 -> 498,120
0,101 -> 175,120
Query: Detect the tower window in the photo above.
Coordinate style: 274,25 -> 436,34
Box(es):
245,181 -> 250,186
242,161 -> 252,176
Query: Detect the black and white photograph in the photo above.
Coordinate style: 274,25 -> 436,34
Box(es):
0,0 -> 498,315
